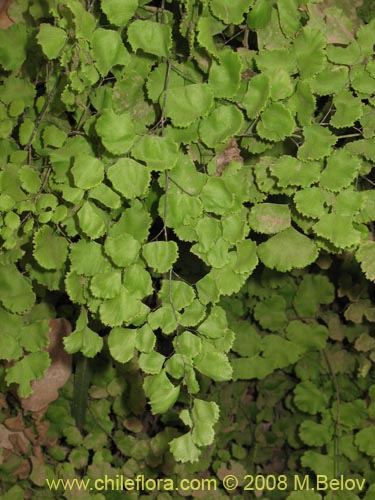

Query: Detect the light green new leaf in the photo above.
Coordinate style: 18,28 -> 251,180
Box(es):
257,102 -> 295,142
71,154 -> 104,190
104,233 -> 140,268
19,166 -> 41,194
131,135 -> 179,171
64,309 -> 103,358
288,80 -> 316,127
33,226 -> 68,270
198,306 -> 227,339
180,300 -> 206,327
148,304 -> 178,334
313,214 -> 362,249
101,0 -> 138,26
201,177 -> 234,215
257,228 -> 318,271
208,49 -> 242,99
99,288 -> 144,327
88,184 -> 121,209
194,352 -> 232,381
356,241 -> 375,281
37,24 -> 67,60
294,187 -> 332,219
107,158 -> 150,199
69,240 -> 112,276
326,41 -> 361,66
123,264 -> 153,299
294,275 -> 334,317
159,280 -> 195,311
298,124 -> 337,161
210,0 -> 251,24
192,399 -> 220,446
139,351 -> 165,374
163,83 -> 214,127
199,104 -> 244,148
320,149 -> 361,192
135,324 -> 156,353
5,352 -> 50,398
174,331 -> 202,358
330,90 -> 363,129
271,156 -> 321,188
170,432 -> 200,463
108,327 -> 137,363
310,66 -> 348,96
143,370 -> 180,414
0,264 -> 35,313
96,109 -> 136,154
128,20 -> 172,58
0,24 -> 27,71
77,201 -> 107,239
234,240 -> 258,275
243,73 -> 270,119
248,203 -> 291,234
294,380 -> 328,414
197,16 -> 225,59
286,321 -> 329,351
277,0 -> 300,38
90,272 -> 122,299
91,28 -> 129,75
293,27 -> 326,79
143,241 -> 178,273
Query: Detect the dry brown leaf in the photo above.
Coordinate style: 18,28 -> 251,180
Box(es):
0,0 -> 14,28
4,412 -> 24,431
0,423 -> 30,452
19,318 -> 72,412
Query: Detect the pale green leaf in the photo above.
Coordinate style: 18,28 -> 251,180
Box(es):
243,73 -> 270,119
257,102 -> 295,142
135,324 -> 156,353
143,370 -> 180,414
0,24 -> 27,71
143,241 -> 178,273
107,158 -> 150,199
248,203 -> 291,234
37,24 -> 67,60
199,104 -> 244,148
294,380 -> 329,414
64,309 -> 103,358
104,233 -> 140,267
127,20 -> 172,58
96,109 -> 135,154
163,83 -> 214,128
131,135 -> 179,171
19,166 -> 41,194
148,304 -> 178,334
180,300 -> 206,327
192,399 -> 219,446
197,16 -> 225,59
174,331 -> 202,358
88,184 -> 121,209
313,214 -> 362,249
277,0 -> 301,38
5,352 -> 50,398
92,28 -> 129,75
356,241 -> 375,281
200,177 -> 234,215
233,239 -> 258,275
288,80 -> 316,127
330,91 -> 363,129
254,294 -> 288,331
33,226 -> 68,270
71,154 -> 104,190
108,327 -> 137,363
99,288 -> 144,327
123,264 -> 153,299
208,49 -> 242,98
139,351 -> 165,374
257,227 -> 318,271
194,352 -> 232,381
298,124 -> 337,161
69,240 -> 112,276
294,187 -> 332,219
310,66 -> 348,96
90,272 -> 122,299
159,280 -> 195,311
170,432 -> 200,463
101,0 -> 138,26
210,0 -> 251,24
77,201 -> 107,239
320,149 -> 361,192
197,306 -> 227,339
293,27 -> 326,79
0,264 -> 35,313
271,156 -> 321,188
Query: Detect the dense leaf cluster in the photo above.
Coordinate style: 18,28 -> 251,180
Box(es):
0,0 -> 375,496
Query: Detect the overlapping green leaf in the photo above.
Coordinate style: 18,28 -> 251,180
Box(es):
128,20 -> 172,58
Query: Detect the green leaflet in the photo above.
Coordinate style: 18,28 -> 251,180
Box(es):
0,264 -> 35,313
5,352 -> 50,398
356,242 -> 375,281
91,28 -> 129,75
143,370 -> 180,414
194,351 -> 232,381
77,201 -> 107,239
64,309 -> 103,358
254,294 -> 288,331
257,102 -> 295,142
128,20 -> 172,58
293,275 -> 334,317
319,149 -> 361,192
169,432 -> 200,463
271,156 -> 321,188
142,241 -> 178,273
191,399 -> 219,446
99,288 -> 146,327
0,24 -> 27,71
298,124 -> 337,161
131,136 -> 179,171
33,226 -> 69,270
210,0 -> 251,24
108,328 -> 137,364
243,73 -> 270,119
330,91 -> 363,129
71,154 -> 104,190
248,203 -> 291,234
293,27 -> 326,79
257,228 -> 318,272
100,0 -> 138,26
96,109 -> 136,154
199,104 -> 244,147
313,214 -> 362,249
104,234 -> 141,268
163,84 -> 214,127
37,24 -> 67,59
208,49 -> 242,99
